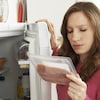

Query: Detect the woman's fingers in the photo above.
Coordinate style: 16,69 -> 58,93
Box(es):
35,19 -> 50,26
66,72 -> 87,100
66,73 -> 85,86
66,73 -> 86,92
35,19 -> 55,34
35,19 -> 48,23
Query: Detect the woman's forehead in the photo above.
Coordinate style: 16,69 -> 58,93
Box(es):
67,12 -> 91,27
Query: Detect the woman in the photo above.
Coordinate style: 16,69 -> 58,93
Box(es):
37,2 -> 100,100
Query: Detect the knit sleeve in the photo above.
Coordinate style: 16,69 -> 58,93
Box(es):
97,83 -> 100,100
52,46 -> 58,56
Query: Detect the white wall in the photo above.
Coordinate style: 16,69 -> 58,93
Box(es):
7,0 -> 100,34
76,0 -> 100,8
27,0 -> 76,37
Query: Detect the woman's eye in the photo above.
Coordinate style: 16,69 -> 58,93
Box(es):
67,30 -> 73,33
80,29 -> 87,32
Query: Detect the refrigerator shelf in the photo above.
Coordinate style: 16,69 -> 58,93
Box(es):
0,23 -> 25,38
18,60 -> 30,68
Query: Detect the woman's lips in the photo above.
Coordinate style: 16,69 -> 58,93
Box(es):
72,44 -> 83,49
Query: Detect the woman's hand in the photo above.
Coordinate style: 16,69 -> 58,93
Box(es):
35,19 -> 55,34
35,19 -> 58,49
37,63 -> 87,100
66,72 -> 87,100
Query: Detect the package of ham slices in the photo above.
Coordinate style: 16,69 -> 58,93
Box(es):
29,55 -> 77,85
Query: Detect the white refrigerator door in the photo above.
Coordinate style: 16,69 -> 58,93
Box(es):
28,22 -> 57,100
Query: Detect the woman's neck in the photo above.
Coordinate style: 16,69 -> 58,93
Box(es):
80,54 -> 88,63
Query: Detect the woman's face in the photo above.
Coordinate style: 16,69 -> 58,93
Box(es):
67,11 -> 94,58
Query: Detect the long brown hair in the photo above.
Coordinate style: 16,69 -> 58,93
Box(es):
58,2 -> 100,82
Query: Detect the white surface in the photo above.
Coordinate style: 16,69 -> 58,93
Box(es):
27,22 -> 52,100
0,23 -> 25,31
18,60 -> 30,64
29,62 -> 42,100
0,31 -> 23,37
0,23 -> 25,37
37,22 -> 50,47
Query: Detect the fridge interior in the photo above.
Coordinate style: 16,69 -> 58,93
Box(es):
0,23 -> 27,100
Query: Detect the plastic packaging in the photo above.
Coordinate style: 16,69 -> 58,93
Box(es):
29,55 -> 77,85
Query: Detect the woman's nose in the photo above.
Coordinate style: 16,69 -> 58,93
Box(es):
72,32 -> 80,41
